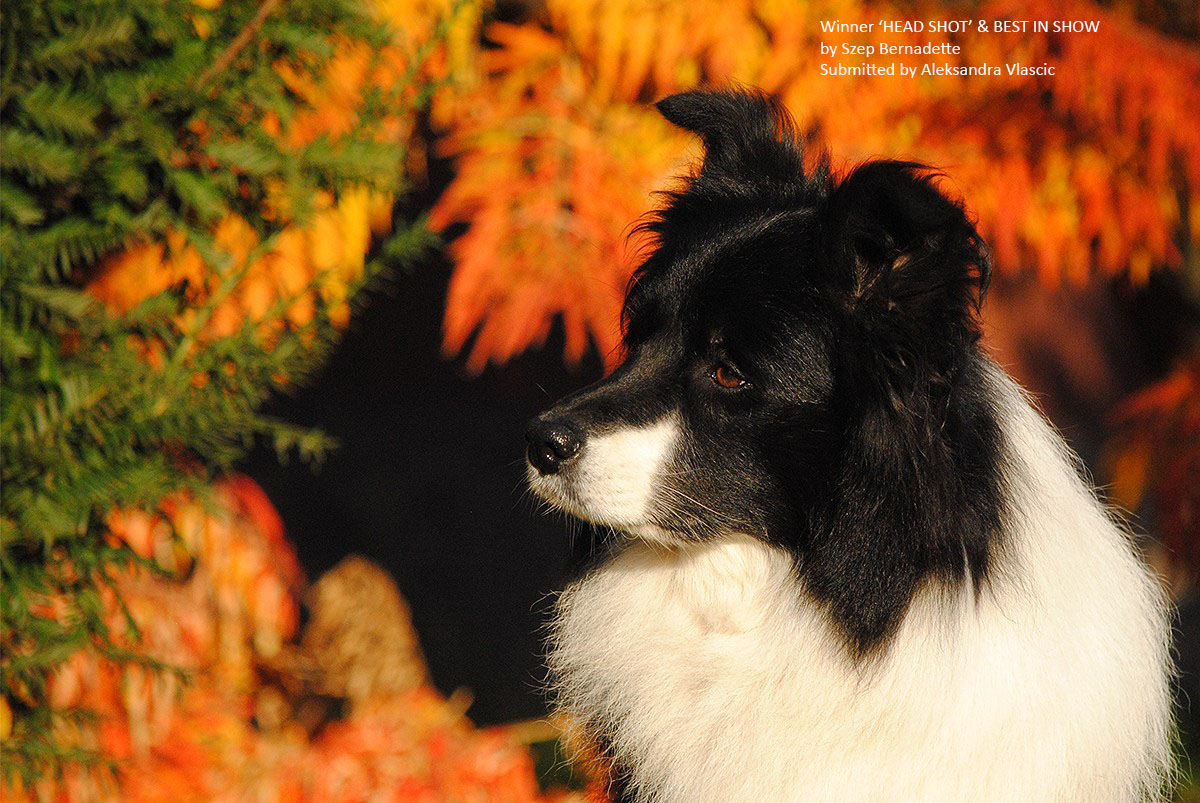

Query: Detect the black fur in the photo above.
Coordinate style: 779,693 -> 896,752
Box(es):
531,88 -> 1005,658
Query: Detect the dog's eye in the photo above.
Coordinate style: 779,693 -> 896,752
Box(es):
711,362 -> 747,390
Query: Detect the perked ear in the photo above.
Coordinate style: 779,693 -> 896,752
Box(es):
655,88 -> 807,190
826,161 -> 990,400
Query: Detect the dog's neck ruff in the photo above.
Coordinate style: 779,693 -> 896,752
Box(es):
547,365 -> 1171,802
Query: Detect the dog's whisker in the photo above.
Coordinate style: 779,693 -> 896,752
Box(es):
657,485 -> 739,526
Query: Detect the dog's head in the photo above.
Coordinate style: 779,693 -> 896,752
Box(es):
527,89 -> 1003,653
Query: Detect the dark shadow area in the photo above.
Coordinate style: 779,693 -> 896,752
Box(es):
241,253 -> 603,726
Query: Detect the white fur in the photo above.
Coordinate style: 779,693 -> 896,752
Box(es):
547,365 -> 1173,802
528,415 -> 679,543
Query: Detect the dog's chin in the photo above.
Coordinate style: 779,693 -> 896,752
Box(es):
526,464 -> 684,548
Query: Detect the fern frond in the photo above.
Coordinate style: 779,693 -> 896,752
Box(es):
19,83 -> 102,137
169,170 -> 228,223
8,218 -> 122,280
0,128 -> 79,183
32,15 -> 136,74
0,183 -> 45,227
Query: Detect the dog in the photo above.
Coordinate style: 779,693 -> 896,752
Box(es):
525,88 -> 1173,802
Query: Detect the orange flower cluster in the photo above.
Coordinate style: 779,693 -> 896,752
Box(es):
431,0 -> 1200,369
3,477 -> 574,803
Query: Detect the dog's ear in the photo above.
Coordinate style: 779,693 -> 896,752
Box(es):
800,161 -> 1001,658
826,161 -> 989,400
655,88 -> 807,189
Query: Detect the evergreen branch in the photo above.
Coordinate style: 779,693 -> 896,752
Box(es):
375,214 -> 440,267
6,218 -> 123,281
196,0 -> 284,89
205,138 -> 284,176
160,227 -> 286,382
17,284 -> 100,321
32,15 -> 136,74
0,183 -> 44,227
19,83 -> 102,138
0,128 -> 79,183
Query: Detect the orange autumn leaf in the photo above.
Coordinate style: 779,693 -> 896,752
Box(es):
431,0 -> 1200,370
1107,358 -> 1200,574
6,477 -> 579,803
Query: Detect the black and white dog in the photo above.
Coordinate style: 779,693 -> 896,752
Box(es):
525,89 -> 1172,801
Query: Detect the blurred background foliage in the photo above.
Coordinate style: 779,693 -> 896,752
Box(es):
432,0 -> 1200,370
0,0 -> 1197,799
0,0 -> 470,792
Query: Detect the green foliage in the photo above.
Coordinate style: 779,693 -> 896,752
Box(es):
0,0 -> 446,786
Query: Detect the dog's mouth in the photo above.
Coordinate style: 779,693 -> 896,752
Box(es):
525,464 -> 591,522
529,463 -> 709,550
526,462 -> 649,527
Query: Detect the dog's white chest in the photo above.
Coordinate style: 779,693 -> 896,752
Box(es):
549,519 -> 1168,802
550,537 -> 866,801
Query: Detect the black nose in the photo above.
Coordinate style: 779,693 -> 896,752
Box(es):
525,417 -> 584,475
